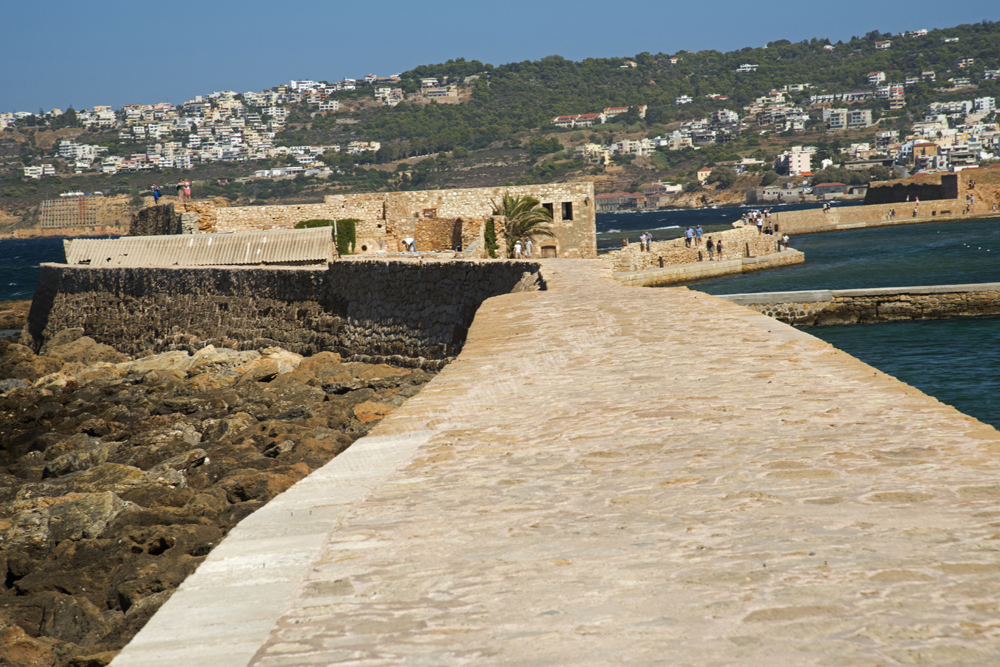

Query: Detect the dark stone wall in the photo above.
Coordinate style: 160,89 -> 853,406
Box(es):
864,174 -> 959,204
129,204 -> 178,236
24,260 -> 543,369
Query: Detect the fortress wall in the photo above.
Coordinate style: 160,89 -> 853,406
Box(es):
24,260 -> 543,368
864,174 -> 959,204
615,250 -> 803,287
770,199 -> 964,233
721,283 -> 1000,326
604,226 -> 780,273
211,183 -> 596,258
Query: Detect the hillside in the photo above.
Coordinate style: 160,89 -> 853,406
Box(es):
2,19 -> 999,222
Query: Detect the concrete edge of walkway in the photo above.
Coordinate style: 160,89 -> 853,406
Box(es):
109,429 -> 436,667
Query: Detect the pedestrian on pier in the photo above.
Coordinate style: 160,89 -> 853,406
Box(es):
695,225 -> 703,246
176,181 -> 184,203
514,240 -> 523,259
706,237 -> 715,260
684,227 -> 694,247
525,238 -> 533,258
716,239 -> 723,259
184,180 -> 192,201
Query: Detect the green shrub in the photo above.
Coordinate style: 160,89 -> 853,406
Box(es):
294,218 -> 334,229
484,219 -> 499,258
336,218 -> 358,255
293,218 -> 357,255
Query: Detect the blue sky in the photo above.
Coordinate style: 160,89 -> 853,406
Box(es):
2,0 -> 997,113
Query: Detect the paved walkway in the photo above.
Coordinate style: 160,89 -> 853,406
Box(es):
112,260 -> 1000,667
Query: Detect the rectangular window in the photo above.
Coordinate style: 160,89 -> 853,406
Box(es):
422,208 -> 437,218
562,202 -> 574,221
542,203 -> 554,219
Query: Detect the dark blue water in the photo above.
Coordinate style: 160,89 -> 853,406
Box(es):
811,318 -> 1000,429
596,201 -> 862,252
686,218 -> 1000,295
0,238 -> 66,302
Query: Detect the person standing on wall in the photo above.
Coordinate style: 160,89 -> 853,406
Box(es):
176,180 -> 184,203
695,225 -> 703,246
152,184 -> 160,203
184,179 -> 192,202
514,240 -> 523,259
525,238 -> 533,258
706,237 -> 715,261
716,239 -> 723,259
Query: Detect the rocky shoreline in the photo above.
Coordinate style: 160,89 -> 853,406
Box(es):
0,301 -> 31,331
0,330 -> 434,667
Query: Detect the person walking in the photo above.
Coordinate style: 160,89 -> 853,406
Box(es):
152,184 -> 160,203
525,238 -> 533,258
685,227 -> 694,247
695,225 -> 703,246
514,240 -> 523,259
716,239 -> 723,259
706,237 -> 715,260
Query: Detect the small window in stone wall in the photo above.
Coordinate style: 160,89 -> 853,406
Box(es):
562,202 -> 574,221
423,208 -> 437,218
542,203 -> 554,220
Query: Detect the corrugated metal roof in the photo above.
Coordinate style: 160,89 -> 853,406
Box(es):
64,228 -> 333,267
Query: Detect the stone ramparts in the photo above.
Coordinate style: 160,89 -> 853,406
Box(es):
23,260 -> 543,369
768,200 -> 973,234
614,249 -> 804,287
604,225 -> 781,273
212,183 -> 596,258
719,283 -> 1000,326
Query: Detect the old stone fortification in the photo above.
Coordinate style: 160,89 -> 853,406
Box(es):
130,203 -> 199,236
614,249 -> 804,287
211,183 -> 596,259
864,173 -> 959,204
769,199 -> 969,234
24,260 -> 543,369
603,225 -> 781,272
720,283 -> 1000,326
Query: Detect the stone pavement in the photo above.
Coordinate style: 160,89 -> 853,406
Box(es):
112,259 -> 1000,667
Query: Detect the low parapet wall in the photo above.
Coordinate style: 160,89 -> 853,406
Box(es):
719,283 -> 1000,326
769,200 -> 972,235
24,260 -> 544,368
604,225 -> 781,272
615,249 -> 803,287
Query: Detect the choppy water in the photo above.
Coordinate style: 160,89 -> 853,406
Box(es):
0,237 -> 66,302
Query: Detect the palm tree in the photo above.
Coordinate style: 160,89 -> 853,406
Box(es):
490,192 -> 554,256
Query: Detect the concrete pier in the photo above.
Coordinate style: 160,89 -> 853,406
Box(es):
112,260 -> 1000,666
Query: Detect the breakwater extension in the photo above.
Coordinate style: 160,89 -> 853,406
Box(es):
719,282 -> 1000,326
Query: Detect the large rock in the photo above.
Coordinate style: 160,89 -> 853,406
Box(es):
0,492 -> 127,548
0,300 -> 31,331
0,344 -> 64,382
38,595 -> 114,646
44,336 -> 127,366
0,612 -> 57,667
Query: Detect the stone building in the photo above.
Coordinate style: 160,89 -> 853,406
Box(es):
212,183 -> 597,259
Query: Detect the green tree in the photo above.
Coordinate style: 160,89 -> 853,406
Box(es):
490,192 -> 554,255
707,167 -> 737,188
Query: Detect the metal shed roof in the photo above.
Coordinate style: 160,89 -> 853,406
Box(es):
64,227 -> 333,267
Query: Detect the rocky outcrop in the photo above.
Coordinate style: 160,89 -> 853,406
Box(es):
0,300 -> 31,331
0,335 -> 435,667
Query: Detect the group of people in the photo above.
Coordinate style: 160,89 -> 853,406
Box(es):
513,237 -> 533,259
683,225 -> 704,248
150,180 -> 192,204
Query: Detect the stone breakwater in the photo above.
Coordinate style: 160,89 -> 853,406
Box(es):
603,225 -> 781,273
24,260 -> 543,370
0,330 -> 436,667
719,283 -> 1000,326
614,249 -> 804,287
